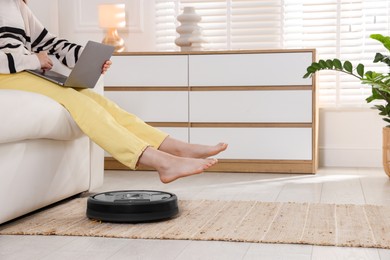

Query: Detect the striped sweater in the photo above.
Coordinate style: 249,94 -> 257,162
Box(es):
0,0 -> 83,74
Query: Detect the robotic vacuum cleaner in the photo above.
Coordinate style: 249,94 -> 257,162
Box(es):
86,190 -> 179,223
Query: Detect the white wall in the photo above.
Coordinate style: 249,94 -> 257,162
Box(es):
27,0 -> 59,35
31,0 -> 385,168
319,108 -> 386,167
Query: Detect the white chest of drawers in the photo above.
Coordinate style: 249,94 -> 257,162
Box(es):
104,50 -> 317,174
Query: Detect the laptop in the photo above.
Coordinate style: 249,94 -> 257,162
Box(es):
27,41 -> 115,88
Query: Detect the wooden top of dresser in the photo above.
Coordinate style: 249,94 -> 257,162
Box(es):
113,49 -> 316,56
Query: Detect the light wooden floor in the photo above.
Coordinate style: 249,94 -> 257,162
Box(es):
1,167 -> 390,260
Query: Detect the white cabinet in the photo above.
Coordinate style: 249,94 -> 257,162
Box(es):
104,50 -> 317,173
105,91 -> 188,122
190,128 -> 312,160
189,90 -> 312,123
105,55 -> 188,86
189,53 -> 312,86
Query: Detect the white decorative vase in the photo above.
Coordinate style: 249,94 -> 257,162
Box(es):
175,7 -> 203,51
188,28 -> 205,51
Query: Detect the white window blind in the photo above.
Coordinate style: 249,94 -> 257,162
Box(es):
156,0 -> 283,50
155,0 -> 390,107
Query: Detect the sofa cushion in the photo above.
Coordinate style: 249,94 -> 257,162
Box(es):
0,90 -> 83,143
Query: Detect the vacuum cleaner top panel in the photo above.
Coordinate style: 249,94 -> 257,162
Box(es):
93,190 -> 173,203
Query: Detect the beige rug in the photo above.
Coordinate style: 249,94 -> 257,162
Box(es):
1,198 -> 390,249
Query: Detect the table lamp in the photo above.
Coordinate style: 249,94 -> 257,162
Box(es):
98,4 -> 126,52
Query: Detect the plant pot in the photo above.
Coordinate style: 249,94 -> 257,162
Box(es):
383,127 -> 390,177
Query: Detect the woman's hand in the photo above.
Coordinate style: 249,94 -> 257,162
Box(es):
36,51 -> 53,71
102,60 -> 112,74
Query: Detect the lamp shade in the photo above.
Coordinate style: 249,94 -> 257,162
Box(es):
98,4 -> 126,29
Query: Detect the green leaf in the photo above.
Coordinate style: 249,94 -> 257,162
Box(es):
370,34 -> 386,42
343,61 -> 353,73
303,72 -> 312,78
356,64 -> 364,78
311,62 -> 322,70
333,59 -> 342,69
319,60 -> 328,69
374,53 -> 384,63
365,71 -> 373,79
371,34 -> 390,52
366,96 -> 373,103
307,66 -> 316,73
326,59 -> 334,69
375,104 -> 388,116
366,88 -> 384,103
371,34 -> 390,51
366,95 -> 375,103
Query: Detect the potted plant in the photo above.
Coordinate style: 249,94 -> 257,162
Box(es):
303,34 -> 390,177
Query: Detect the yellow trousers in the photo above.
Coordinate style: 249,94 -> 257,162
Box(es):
0,72 -> 168,169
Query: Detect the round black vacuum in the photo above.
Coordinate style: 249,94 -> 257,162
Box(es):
86,190 -> 179,223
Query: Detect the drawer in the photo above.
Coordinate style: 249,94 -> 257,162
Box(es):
105,127 -> 188,157
104,91 -> 188,122
189,52 -> 313,86
189,127 -> 312,160
105,55 -> 188,86
158,127 -> 189,143
190,90 -> 312,123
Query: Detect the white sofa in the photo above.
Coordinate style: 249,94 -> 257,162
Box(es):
0,65 -> 104,224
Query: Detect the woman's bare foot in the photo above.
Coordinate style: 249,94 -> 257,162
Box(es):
159,137 -> 228,158
157,156 -> 217,183
138,147 -> 218,183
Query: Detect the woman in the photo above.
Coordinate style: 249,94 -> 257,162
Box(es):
0,0 -> 227,183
